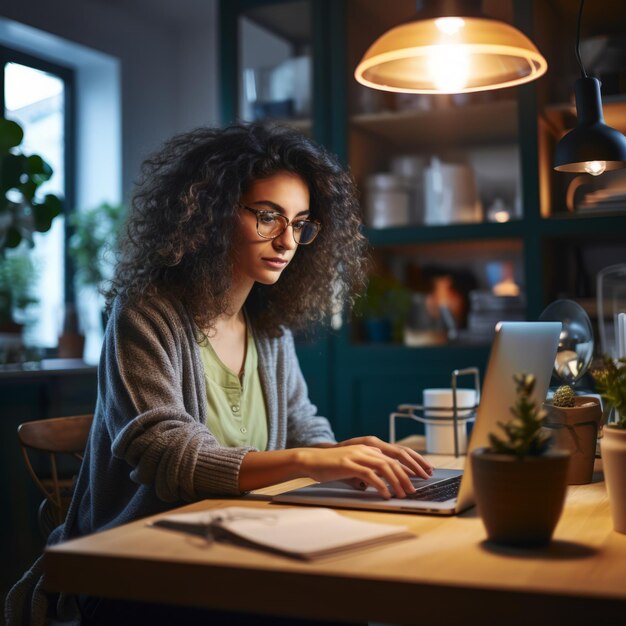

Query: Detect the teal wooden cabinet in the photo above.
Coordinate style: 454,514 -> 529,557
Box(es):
0,367 -> 97,602
219,0 -> 626,438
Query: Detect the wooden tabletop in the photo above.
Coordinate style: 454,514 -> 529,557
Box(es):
43,455 -> 626,626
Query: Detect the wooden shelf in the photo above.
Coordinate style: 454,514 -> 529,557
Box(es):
539,214 -> 626,236
264,117 -> 312,135
365,220 -> 525,246
350,99 -> 519,148
287,118 -> 312,134
364,214 -> 626,247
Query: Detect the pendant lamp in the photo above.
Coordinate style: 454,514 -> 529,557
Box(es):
354,0 -> 547,94
554,0 -> 626,175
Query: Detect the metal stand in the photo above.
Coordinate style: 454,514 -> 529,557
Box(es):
389,367 -> 481,457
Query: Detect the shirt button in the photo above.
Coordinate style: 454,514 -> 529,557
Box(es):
231,405 -> 240,413
240,426 -> 247,434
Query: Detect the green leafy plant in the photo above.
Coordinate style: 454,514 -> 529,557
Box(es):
69,202 -> 125,289
552,384 -> 575,408
488,373 -> 552,457
0,252 -> 38,327
592,355 -> 626,428
0,118 -> 63,253
353,275 -> 411,342
353,275 -> 411,318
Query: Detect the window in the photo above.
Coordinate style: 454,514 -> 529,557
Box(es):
1,46 -> 75,349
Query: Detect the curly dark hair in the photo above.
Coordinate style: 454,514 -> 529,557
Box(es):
106,122 -> 369,336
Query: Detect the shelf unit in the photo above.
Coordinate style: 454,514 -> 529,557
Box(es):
219,0 -> 626,440
350,99 -> 519,147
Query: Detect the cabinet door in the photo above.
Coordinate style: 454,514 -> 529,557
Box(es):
219,1 -> 340,417
230,1 -> 314,135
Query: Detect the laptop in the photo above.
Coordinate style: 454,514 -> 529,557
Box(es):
273,321 -> 561,515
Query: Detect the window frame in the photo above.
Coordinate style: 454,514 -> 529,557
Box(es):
0,44 -> 76,304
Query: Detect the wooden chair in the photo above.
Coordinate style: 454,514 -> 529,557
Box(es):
18,414 -> 93,537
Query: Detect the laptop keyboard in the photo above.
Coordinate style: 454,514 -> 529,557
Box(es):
405,475 -> 461,502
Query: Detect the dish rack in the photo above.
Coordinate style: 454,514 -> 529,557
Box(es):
389,367 -> 481,457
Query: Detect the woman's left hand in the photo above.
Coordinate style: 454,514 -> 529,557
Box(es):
334,436 -> 433,480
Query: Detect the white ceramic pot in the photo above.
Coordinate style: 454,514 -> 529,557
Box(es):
600,426 -> 626,534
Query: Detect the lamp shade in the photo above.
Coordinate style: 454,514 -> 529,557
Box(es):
554,77 -> 626,173
354,15 -> 547,94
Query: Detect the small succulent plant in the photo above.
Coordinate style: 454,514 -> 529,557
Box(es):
552,384 -> 575,408
592,355 -> 626,428
488,373 -> 552,457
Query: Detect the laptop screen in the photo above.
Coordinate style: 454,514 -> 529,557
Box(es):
455,321 -> 562,510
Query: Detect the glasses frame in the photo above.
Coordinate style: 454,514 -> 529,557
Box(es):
239,204 -> 321,246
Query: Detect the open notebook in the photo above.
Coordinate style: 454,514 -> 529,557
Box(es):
149,506 -> 413,560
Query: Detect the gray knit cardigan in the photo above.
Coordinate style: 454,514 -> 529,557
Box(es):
5,295 -> 336,626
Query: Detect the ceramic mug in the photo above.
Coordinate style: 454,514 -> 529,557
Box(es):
422,388 -> 477,454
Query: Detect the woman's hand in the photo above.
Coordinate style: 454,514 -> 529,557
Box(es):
334,436 -> 433,480
238,438 -> 433,498
297,443 -> 424,499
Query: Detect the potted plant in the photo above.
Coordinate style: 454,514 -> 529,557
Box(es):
592,356 -> 626,533
0,118 -> 63,253
68,201 -> 125,339
0,251 -> 38,333
544,384 -> 602,484
0,251 -> 38,364
471,373 -> 570,547
69,201 -> 125,290
353,275 -> 411,343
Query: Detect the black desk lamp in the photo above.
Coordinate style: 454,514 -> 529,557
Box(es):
554,0 -> 626,175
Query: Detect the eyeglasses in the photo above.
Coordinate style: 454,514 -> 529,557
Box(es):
240,204 -> 321,245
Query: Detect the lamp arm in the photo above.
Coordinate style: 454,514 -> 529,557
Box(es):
575,0 -> 587,78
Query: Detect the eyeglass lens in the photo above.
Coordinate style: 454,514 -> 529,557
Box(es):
257,213 -> 319,244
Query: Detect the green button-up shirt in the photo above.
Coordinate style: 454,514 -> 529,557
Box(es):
198,326 -> 268,451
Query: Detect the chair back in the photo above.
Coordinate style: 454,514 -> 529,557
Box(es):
18,414 -> 93,530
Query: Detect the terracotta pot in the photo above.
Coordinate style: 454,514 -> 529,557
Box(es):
0,320 -> 24,334
471,448 -> 570,547
57,332 -> 85,359
544,396 -> 602,484
600,426 -> 626,534
57,304 -> 85,359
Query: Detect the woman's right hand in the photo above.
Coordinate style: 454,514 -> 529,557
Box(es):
296,444 -> 418,499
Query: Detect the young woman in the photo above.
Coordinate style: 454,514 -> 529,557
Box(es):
7,123 -> 431,626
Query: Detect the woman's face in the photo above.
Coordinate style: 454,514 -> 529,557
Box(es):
233,171 -> 311,287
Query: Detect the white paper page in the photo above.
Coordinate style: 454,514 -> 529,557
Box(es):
154,506 -> 410,556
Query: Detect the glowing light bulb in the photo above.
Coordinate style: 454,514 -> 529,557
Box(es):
427,45 -> 470,92
434,17 -> 465,36
584,160 -> 606,176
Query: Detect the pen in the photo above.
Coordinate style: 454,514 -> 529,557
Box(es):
150,519 -> 218,539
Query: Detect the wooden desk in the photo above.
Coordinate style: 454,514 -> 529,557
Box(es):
43,456 -> 626,626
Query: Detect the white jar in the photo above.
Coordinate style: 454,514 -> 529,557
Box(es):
390,156 -> 426,225
365,174 -> 410,229
424,158 -> 481,225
